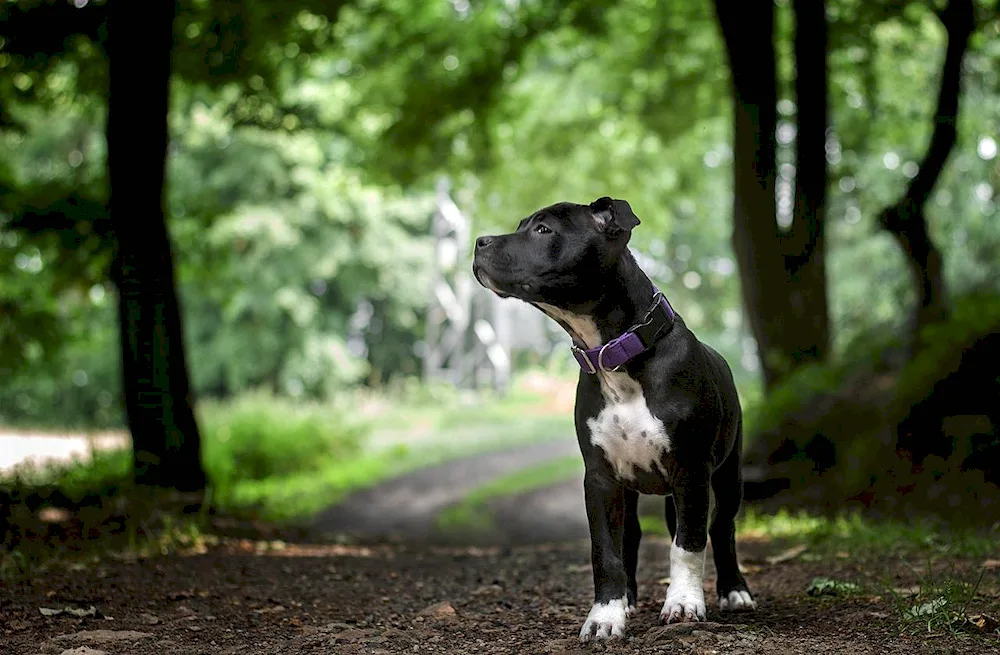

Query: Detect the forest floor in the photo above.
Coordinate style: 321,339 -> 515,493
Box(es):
2,527 -> 999,655
4,435 -> 1000,655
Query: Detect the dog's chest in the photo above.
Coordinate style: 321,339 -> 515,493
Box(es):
586,373 -> 671,481
533,303 -> 672,481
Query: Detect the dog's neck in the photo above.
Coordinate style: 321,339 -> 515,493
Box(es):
537,251 -> 660,350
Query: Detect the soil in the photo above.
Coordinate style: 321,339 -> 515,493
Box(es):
4,440 -> 1000,654
3,532 -> 999,655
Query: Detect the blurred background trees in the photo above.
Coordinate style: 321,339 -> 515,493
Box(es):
1,0 -> 998,497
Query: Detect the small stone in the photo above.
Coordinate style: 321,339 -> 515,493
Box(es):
59,648 -> 108,655
417,601 -> 458,622
139,613 -> 161,625
330,629 -> 369,642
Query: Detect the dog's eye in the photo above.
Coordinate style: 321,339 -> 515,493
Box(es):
534,225 -> 552,235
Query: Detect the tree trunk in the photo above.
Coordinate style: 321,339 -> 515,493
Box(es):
107,0 -> 206,491
786,0 -> 830,369
877,0 -> 973,337
714,0 -> 830,391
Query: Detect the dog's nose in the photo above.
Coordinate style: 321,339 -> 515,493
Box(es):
475,236 -> 494,250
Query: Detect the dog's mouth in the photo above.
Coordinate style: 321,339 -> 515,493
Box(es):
473,265 -> 514,299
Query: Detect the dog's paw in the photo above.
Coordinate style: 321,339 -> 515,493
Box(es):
719,589 -> 757,612
659,589 -> 706,624
579,597 -> 628,642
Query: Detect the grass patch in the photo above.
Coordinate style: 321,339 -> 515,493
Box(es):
436,456 -> 583,534
639,514 -> 669,536
736,507 -> 998,559
1,382 -> 575,523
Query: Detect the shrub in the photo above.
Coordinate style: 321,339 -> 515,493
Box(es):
199,391 -> 369,490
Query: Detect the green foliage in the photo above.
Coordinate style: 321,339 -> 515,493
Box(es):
3,0 -> 1000,445
806,577 -> 862,597
200,382 -> 573,520
736,507 -> 998,559
0,296 -> 121,430
199,392 -> 367,485
882,566 -> 995,637
896,292 -> 1000,407
744,291 -> 1000,442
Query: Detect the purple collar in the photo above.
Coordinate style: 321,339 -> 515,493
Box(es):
570,287 -> 676,374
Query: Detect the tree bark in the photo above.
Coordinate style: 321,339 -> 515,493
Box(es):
714,0 -> 830,391
786,0 -> 830,367
107,0 -> 205,491
877,0 -> 973,336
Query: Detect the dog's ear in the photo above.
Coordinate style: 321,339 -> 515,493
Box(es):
590,197 -> 640,238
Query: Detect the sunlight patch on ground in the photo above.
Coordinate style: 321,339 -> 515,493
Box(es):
0,432 -> 128,475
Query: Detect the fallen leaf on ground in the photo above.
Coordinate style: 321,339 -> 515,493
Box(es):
983,559 -> 1000,570
766,544 -> 808,565
970,613 -> 999,633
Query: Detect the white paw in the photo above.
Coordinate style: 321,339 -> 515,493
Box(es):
660,587 -> 707,623
625,603 -> 636,617
579,597 -> 628,642
660,542 -> 707,624
719,589 -> 757,612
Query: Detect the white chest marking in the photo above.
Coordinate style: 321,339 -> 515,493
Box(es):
535,303 -> 672,481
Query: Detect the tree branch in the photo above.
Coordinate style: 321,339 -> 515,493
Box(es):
6,192 -> 112,240
889,0 -> 974,219
877,0 -> 974,334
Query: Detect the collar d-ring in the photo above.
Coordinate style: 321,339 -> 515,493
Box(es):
597,343 -> 622,372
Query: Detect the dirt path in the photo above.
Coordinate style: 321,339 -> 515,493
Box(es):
310,439 -> 579,542
4,537 -> 997,655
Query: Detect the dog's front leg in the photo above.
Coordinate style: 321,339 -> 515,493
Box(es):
579,472 -> 629,642
660,469 -> 710,623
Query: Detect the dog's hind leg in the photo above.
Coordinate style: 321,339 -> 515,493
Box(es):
663,494 -> 677,540
623,489 -> 641,613
709,423 -> 756,612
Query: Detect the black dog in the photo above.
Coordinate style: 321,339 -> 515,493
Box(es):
472,197 -> 755,642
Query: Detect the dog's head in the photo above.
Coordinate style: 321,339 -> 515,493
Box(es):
472,197 -> 640,308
